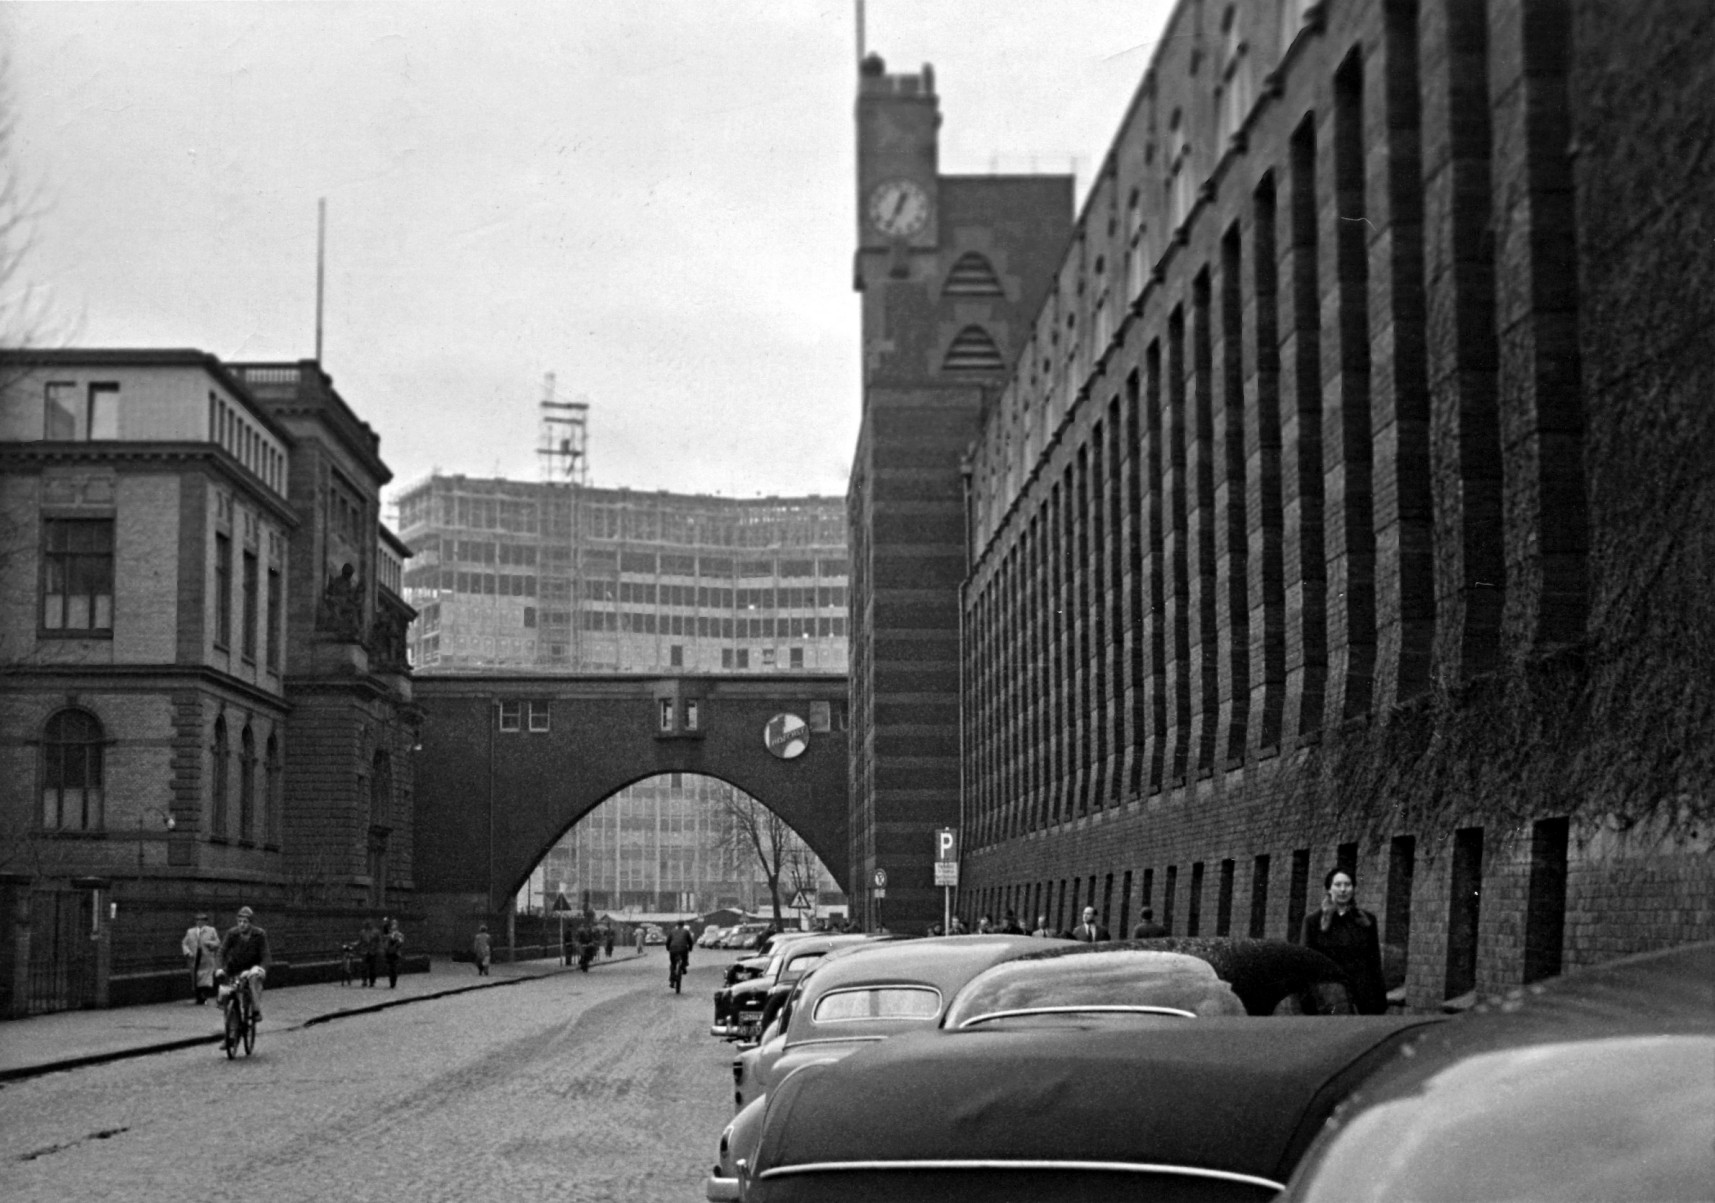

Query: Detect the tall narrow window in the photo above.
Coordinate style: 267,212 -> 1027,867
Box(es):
1216,859 -> 1235,935
528,700 -> 551,732
1523,818 -> 1568,984
1119,869 -> 1133,938
214,532 -> 232,648
265,567 -> 281,671
1249,853 -> 1271,937
497,701 -> 521,732
1187,861 -> 1205,935
86,383 -> 119,440
1162,866 -> 1178,932
40,708 -> 105,830
1385,835 -> 1416,958
241,549 -> 259,661
1286,849 -> 1311,942
46,382 -> 78,439
1446,827 -> 1485,999
239,725 -> 256,843
264,734 -> 282,847
42,519 -> 114,632
211,717 -> 230,838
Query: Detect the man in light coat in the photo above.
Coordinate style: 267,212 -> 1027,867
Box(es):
181,912 -> 221,1004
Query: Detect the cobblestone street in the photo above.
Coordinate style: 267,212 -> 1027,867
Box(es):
0,954 -> 732,1202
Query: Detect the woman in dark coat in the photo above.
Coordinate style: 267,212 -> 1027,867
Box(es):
1302,868 -> 1388,1014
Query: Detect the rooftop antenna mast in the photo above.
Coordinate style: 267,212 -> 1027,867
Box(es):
856,0 -> 866,64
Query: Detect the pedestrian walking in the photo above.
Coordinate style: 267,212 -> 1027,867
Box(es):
181,911 -> 221,1004
976,915 -> 994,934
1072,905 -> 1110,942
1131,907 -> 1169,938
634,925 -> 646,956
1031,914 -> 1054,938
602,924 -> 615,959
358,918 -> 382,986
998,910 -> 1026,935
383,917 -> 405,988
1302,868 -> 1388,1014
472,924 -> 492,976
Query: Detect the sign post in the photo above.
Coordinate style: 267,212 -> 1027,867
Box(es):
934,828 -> 958,934
871,868 -> 887,931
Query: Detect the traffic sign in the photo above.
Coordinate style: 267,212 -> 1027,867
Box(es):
872,868 -> 887,889
934,861 -> 959,887
791,889 -> 815,910
935,827 -> 958,863
550,892 -> 573,913
764,713 -> 810,759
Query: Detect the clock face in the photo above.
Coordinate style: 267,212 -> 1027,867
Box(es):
868,179 -> 931,238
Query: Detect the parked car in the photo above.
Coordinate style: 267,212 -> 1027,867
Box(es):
943,937 -> 1359,1024
696,925 -> 726,949
639,924 -> 665,945
1280,940 -> 1715,1202
730,1015 -> 1434,1202
707,936 -> 1074,1201
710,933 -> 885,1040
718,923 -> 770,950
707,938 -> 1363,1202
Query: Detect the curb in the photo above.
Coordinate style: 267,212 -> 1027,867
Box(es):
0,963 -> 593,1085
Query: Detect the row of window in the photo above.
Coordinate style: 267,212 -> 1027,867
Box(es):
45,381 -> 119,441
38,706 -> 281,846
208,390 -> 285,493
212,529 -> 281,668
572,611 -> 845,639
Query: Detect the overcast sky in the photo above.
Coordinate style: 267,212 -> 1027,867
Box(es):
6,1 -> 1172,506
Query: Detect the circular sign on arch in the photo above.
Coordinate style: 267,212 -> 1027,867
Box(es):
764,713 -> 810,759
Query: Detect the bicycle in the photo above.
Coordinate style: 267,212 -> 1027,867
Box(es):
218,967 -> 261,1059
668,951 -> 688,994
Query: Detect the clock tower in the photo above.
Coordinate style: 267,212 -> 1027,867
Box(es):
855,55 -> 939,259
846,53 -> 1073,936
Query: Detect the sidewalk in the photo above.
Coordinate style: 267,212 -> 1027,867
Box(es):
0,950 -> 640,1083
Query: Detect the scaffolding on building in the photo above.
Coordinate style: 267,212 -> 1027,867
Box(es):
538,373 -> 592,667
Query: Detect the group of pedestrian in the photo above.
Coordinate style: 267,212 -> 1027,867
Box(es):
355,917 -> 406,987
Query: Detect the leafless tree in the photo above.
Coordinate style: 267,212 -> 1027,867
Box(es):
0,40 -> 53,358
710,784 -> 790,925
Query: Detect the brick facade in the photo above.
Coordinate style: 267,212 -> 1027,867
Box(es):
857,0 -> 1713,1003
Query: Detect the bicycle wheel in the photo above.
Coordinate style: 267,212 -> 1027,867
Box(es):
223,1003 -> 240,1059
242,1005 -> 257,1055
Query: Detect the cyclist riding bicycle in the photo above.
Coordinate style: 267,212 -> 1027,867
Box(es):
664,918 -> 694,988
219,905 -> 271,1022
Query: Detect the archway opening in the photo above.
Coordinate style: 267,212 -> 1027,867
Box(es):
516,772 -> 846,931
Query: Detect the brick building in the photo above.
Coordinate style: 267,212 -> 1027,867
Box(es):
855,0 -> 1715,1003
0,352 -> 415,1014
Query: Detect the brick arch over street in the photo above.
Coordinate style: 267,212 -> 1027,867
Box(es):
410,674 -> 848,945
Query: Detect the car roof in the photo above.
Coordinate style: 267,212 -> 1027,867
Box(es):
943,948 -> 1247,1025
752,1016 -> 1437,1190
1281,940 -> 1715,1202
782,935 -> 1072,1041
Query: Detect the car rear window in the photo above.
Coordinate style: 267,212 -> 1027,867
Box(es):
784,951 -> 828,977
813,986 -> 941,1023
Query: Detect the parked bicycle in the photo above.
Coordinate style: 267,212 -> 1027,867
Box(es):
217,966 -> 262,1058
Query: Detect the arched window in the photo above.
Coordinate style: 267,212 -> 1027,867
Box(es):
942,325 -> 1006,372
239,724 -> 256,843
264,734 -> 282,848
212,717 -> 229,837
943,252 -> 1005,297
40,708 -> 105,830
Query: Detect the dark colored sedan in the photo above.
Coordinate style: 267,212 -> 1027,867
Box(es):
709,933 -> 882,1040
741,1016 -> 1436,1202
1280,940 -> 1715,1202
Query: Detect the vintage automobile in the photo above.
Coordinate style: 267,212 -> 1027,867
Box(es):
695,925 -> 726,949
729,1015 -> 1435,1202
1279,939 -> 1715,1202
709,932 -> 884,1040
707,936 -> 1073,1201
718,923 -> 771,951
944,937 -> 1360,1023
706,939 -> 1365,1201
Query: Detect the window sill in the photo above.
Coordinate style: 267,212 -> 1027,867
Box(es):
37,628 -> 114,640
37,828 -> 110,840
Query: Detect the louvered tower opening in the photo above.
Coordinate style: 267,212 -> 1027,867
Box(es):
943,252 -> 1005,296
943,325 -> 1005,372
